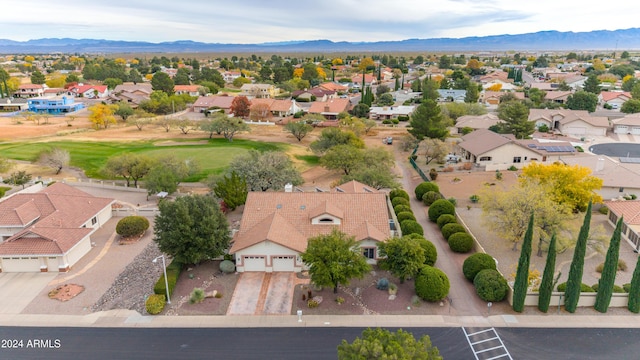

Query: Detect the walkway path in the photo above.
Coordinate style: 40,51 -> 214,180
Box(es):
395,148 -> 487,316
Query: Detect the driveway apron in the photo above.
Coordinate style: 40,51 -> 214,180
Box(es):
0,273 -> 57,314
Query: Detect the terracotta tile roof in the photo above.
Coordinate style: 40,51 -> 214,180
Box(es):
332,180 -> 378,193
270,99 -> 294,112
544,91 -> 573,101
604,200 -> 640,225
319,82 -> 348,92
174,85 -> 200,92
482,91 -> 525,100
308,98 -> 350,114
455,114 -> 503,130
18,84 -> 45,89
600,91 -> 632,102
230,191 -> 390,253
529,109 -> 609,128
0,227 -> 92,255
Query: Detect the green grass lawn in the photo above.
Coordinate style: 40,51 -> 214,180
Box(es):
0,138 -> 285,181
294,154 -> 320,166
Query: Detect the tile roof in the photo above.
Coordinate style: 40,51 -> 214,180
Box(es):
600,91 -> 632,102
529,109 -> 609,128
455,113 -> 502,129
604,200 -> 640,225
612,113 -> 640,126
193,95 -> 234,109
174,85 -> 200,92
308,98 -> 351,114
0,227 -> 92,255
332,180 -> 379,193
458,129 -> 512,155
230,191 -> 390,253
319,82 -> 348,92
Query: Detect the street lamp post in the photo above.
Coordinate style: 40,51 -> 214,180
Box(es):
153,255 -> 171,304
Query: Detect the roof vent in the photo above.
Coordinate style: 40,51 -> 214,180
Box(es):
276,204 -> 282,209
300,205 -> 306,210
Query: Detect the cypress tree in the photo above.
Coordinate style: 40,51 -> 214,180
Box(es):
513,212 -> 534,312
628,254 -> 640,313
594,217 -> 623,313
564,201 -> 592,313
538,233 -> 557,312
395,77 -> 400,91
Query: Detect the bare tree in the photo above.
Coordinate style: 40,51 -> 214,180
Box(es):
39,147 -> 70,174
176,118 -> 196,134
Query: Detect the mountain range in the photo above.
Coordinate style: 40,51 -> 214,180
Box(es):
1,28 -> 639,53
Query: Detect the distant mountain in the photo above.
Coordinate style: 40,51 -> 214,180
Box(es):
1,28 -> 639,53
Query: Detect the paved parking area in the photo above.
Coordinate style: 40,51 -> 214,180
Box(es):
0,272 -> 57,314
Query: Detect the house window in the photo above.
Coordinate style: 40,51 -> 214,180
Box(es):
363,248 -> 375,259
629,231 -> 640,247
318,217 -> 334,223
608,211 -> 618,224
513,157 -> 522,163
619,187 -> 625,193
622,223 -> 628,235
479,156 -> 492,161
91,217 -> 97,225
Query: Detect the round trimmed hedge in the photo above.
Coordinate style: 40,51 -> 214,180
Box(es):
428,199 -> 455,222
417,238 -> 438,266
391,196 -> 411,208
145,294 -> 166,315
448,232 -> 474,253
396,211 -> 416,223
389,189 -> 410,201
463,253 -> 497,281
422,191 -> 444,206
116,215 -> 150,237
220,260 -> 236,273
400,220 -> 423,236
415,182 -> 440,200
473,269 -> 508,302
415,265 -> 450,302
437,214 -> 457,229
441,223 -> 467,240
556,282 -> 595,292
394,204 -> 412,215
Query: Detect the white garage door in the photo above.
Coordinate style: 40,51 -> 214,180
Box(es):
616,125 -> 628,134
271,256 -> 295,272
632,127 -> 640,135
565,127 -> 586,135
243,256 -> 266,272
1,257 -> 40,272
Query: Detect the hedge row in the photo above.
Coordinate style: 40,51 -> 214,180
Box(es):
154,259 -> 183,298
463,253 -> 506,302
415,265 -> 450,302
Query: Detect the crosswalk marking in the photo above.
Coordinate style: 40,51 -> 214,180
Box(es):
462,327 -> 513,360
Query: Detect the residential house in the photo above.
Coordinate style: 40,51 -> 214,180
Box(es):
27,96 -> 84,114
456,129 -> 576,171
561,155 -> 640,200
528,109 -> 609,137
563,75 -> 586,90
14,84 -> 46,98
192,95 -> 235,113
318,82 -> 349,93
292,87 -> 336,102
174,85 -> 201,97
44,88 -> 66,97
454,113 -> 503,133
250,98 -> 302,118
67,84 -> 109,99
480,91 -> 525,106
369,105 -> 415,120
599,91 -> 632,110
437,89 -> 466,103
0,98 -> 28,112
307,98 -> 351,120
543,91 -> 573,104
222,71 -> 242,83
0,183 -> 115,272
611,113 -> 640,135
604,200 -> 640,251
478,71 -> 510,85
528,82 -> 559,92
109,83 -> 153,108
351,74 -> 377,88
482,79 -> 518,91
239,83 -> 277,99
161,67 -> 178,78
229,181 -> 393,272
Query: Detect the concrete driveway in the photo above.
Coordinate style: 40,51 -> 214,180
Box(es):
227,272 -> 295,315
0,272 -> 57,314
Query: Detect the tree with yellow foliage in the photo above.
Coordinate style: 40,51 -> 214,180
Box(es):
46,74 -> 67,88
486,83 -> 502,92
519,162 -> 603,212
114,58 -> 127,65
358,57 -> 375,72
88,103 -> 117,129
331,58 -> 343,66
293,68 -> 304,78
316,67 -> 327,80
24,55 -> 35,63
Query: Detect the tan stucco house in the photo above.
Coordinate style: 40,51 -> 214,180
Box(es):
528,109 -> 609,137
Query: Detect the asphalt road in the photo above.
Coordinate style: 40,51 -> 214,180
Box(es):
2,326 -> 640,359
589,143 -> 640,158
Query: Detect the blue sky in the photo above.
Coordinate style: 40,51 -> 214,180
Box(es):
5,1 -> 640,43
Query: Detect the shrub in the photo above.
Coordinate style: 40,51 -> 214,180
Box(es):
473,269 -> 508,302
469,194 -> 479,203
463,253 -> 497,281
400,220 -> 423,236
336,296 -> 345,304
508,165 -> 517,171
396,211 -> 416,223
382,119 -> 392,125
437,214 -> 457,229
429,169 -> 438,181
214,292 -> 223,298
441,223 -> 467,240
422,191 -> 444,206
219,260 -> 236,273
307,299 -> 319,308
595,260 -> 627,273
598,206 -> 608,215
623,283 -> 631,293
592,283 -> 625,293
397,115 -> 409,122
447,197 -> 457,206
115,216 -> 150,237
145,294 -> 166,315
0,186 -> 11,198
415,265 -> 450,302
428,199 -> 455,222
393,204 -> 412,215
189,288 -> 205,304
448,232 -> 474,253
459,162 -> 473,171
391,197 -> 411,208
389,189 -> 410,201
154,260 -> 182,298
414,182 -> 440,200
376,278 -> 390,290
556,282 -> 594,292
415,237 -> 438,266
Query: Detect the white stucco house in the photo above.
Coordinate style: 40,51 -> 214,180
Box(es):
230,181 -> 394,272
611,113 -> 640,135
0,183 -> 114,273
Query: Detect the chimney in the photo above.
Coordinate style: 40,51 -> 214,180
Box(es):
595,158 -> 605,172
324,105 -> 330,112
284,183 -> 293,193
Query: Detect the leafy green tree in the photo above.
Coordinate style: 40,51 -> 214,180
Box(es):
199,113 -> 226,138
154,195 -> 230,265
103,153 -> 153,187
103,77 -> 123,90
128,69 -> 143,84
351,103 -> 370,118
628,254 -> 640,313
594,217 -> 623,313
464,83 -> 479,103
337,328 -> 442,360
321,145 -> 364,175
209,171 -> 247,211
0,68 -> 11,97
513,212 -> 534,312
582,73 -> 601,94
621,99 -> 640,114
310,128 -> 364,154
114,102 -> 134,121
220,117 -> 250,142
497,100 -> 534,139
538,233 -> 557,313
7,170 -> 31,189
30,70 -> 45,84
566,91 -> 598,112
145,165 -> 178,196
379,236 -> 426,284
377,93 -> 394,106
422,78 -> 440,101
151,72 -> 175,95
228,150 -> 303,191
408,100 -> 450,140
283,121 -> 313,142
564,202 -> 592,313
301,229 -> 370,293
